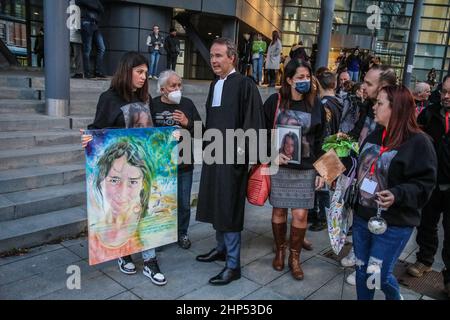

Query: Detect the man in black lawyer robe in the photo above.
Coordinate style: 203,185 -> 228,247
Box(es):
195,38 -> 266,285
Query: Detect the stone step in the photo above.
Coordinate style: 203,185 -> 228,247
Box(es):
0,144 -> 83,170
0,76 -> 31,88
70,91 -> 102,101
0,206 -> 87,254
0,164 -> 85,194
0,182 -> 85,222
69,78 -> 111,90
69,116 -> 92,129
69,100 -> 100,115
0,87 -> 104,101
0,87 -> 42,100
0,114 -> 71,131
32,77 -> 110,91
0,99 -> 45,114
0,130 -> 81,150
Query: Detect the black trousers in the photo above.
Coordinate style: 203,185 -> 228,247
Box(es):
267,69 -> 276,86
166,55 -> 177,71
239,62 -> 251,76
416,186 -> 450,284
37,53 -> 44,67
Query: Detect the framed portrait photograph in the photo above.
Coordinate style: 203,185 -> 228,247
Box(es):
275,124 -> 302,165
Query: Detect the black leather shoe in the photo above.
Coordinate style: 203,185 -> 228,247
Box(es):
196,249 -> 226,262
95,72 -> 107,78
308,220 -> 327,232
209,267 -> 241,285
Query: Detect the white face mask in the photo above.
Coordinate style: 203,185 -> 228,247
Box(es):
167,90 -> 182,104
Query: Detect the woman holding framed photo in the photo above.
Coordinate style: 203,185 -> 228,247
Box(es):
263,59 -> 326,280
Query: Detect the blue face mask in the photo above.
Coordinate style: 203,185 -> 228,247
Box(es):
294,80 -> 311,94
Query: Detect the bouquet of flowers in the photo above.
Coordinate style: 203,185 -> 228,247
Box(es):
322,133 -> 359,158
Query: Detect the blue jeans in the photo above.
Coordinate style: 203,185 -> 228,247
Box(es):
216,231 -> 241,269
252,56 -> 263,83
178,170 -> 193,236
80,20 -> 105,75
353,215 -> 413,300
348,70 -> 359,82
141,248 -> 156,261
149,51 -> 161,77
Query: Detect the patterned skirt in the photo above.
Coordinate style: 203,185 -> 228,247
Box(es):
269,167 -> 316,209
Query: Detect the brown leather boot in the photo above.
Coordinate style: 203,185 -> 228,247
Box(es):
288,226 -> 306,280
272,222 -> 287,271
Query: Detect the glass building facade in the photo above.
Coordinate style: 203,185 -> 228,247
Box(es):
282,0 -> 450,83
0,0 -> 43,66
0,0 -> 282,79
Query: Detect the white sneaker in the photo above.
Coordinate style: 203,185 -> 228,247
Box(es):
341,247 -> 356,267
143,258 -> 167,286
118,256 -> 136,275
346,270 -> 356,286
148,75 -> 153,79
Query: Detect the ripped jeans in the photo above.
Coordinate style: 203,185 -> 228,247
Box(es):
352,215 -> 413,300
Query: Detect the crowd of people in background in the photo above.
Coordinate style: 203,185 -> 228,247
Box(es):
68,0 -> 181,80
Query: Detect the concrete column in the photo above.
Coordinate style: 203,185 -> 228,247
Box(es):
315,0 -> 335,71
44,0 -> 70,117
403,0 -> 424,86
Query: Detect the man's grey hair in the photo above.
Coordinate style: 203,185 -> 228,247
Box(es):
413,82 -> 431,95
212,37 -> 238,67
157,70 -> 181,93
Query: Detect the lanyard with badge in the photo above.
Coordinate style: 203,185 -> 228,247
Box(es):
446,111 -> 449,134
360,129 -> 389,234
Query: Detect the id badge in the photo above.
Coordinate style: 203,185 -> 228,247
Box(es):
361,178 -> 378,195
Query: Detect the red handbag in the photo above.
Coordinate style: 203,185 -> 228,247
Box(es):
247,164 -> 271,206
247,93 -> 280,206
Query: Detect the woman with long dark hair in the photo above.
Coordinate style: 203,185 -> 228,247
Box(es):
352,85 -> 437,300
264,59 -> 326,280
82,52 -> 168,286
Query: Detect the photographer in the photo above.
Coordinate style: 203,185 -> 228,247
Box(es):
147,25 -> 164,79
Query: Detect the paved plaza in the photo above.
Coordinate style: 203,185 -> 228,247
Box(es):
0,202 -> 443,300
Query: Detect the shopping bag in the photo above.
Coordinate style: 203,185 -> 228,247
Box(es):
326,157 -> 357,255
